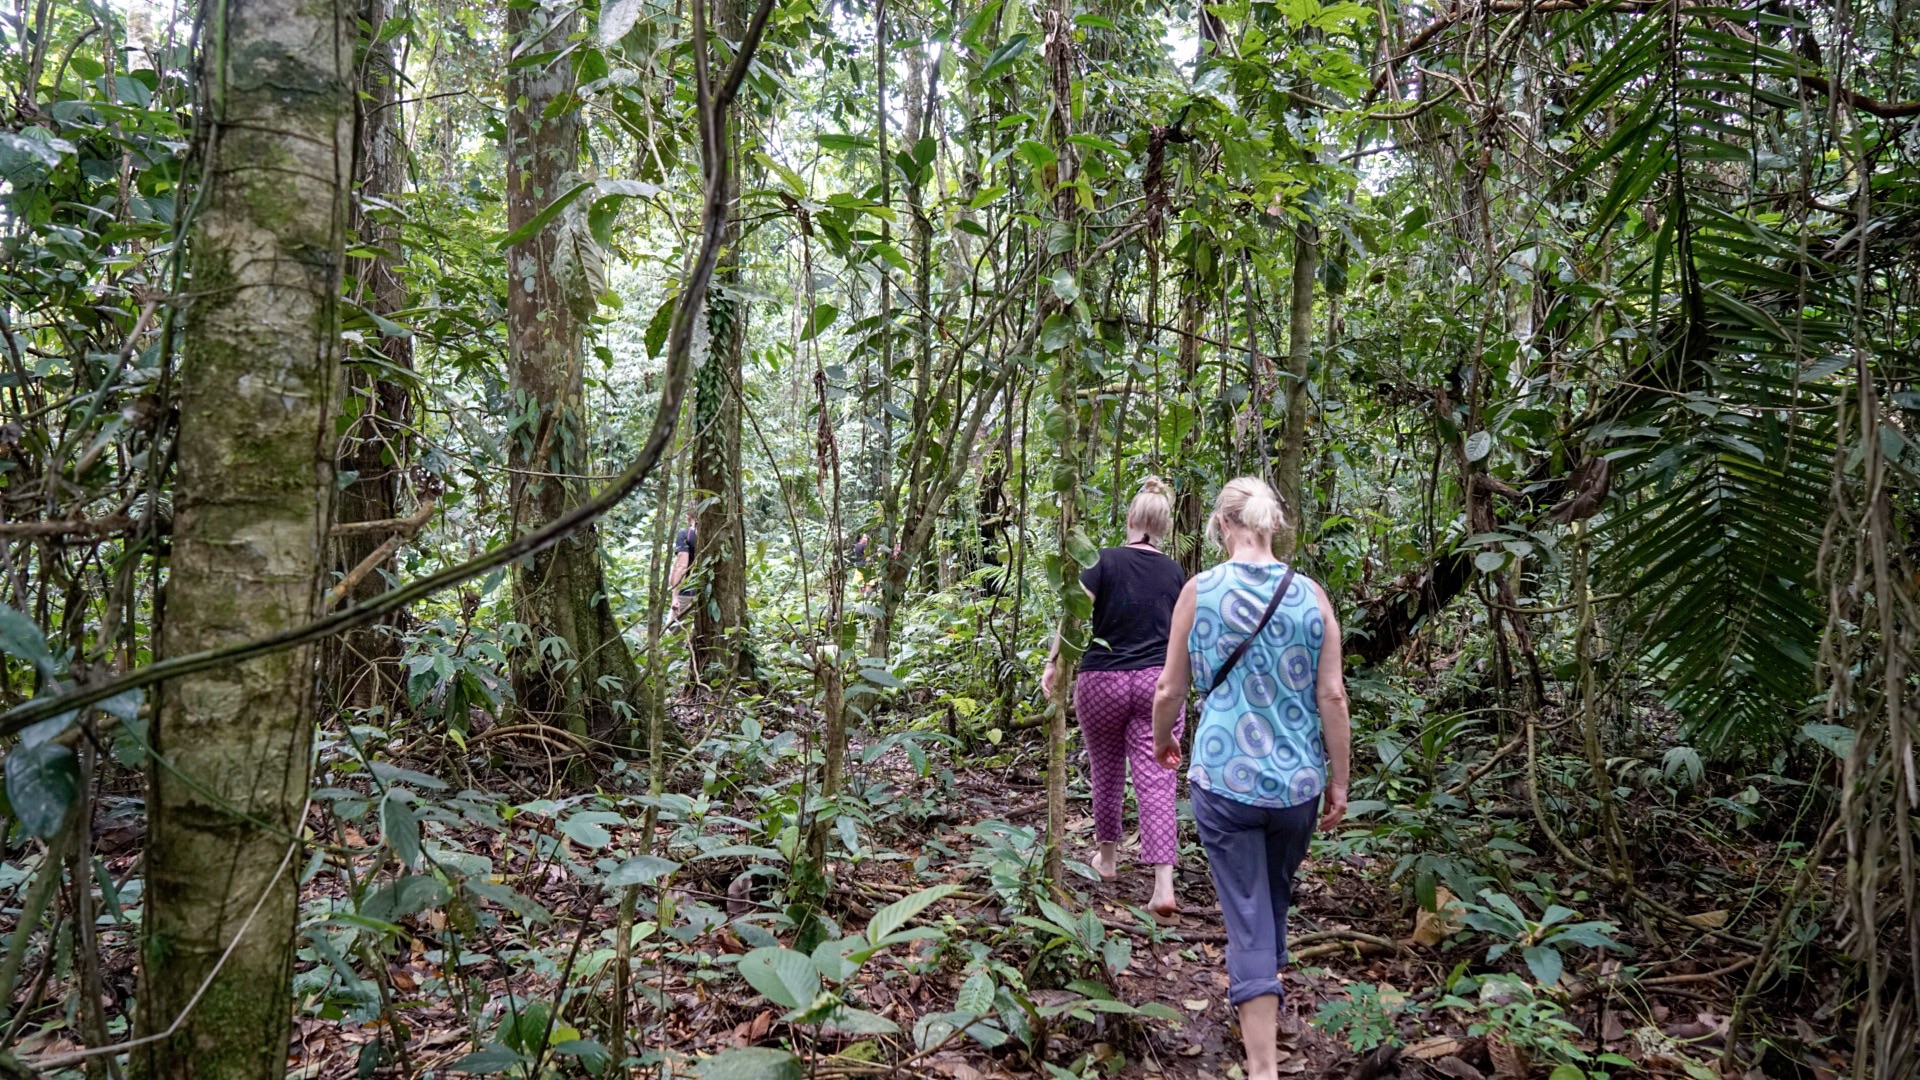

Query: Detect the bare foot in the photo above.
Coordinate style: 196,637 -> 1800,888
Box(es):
1090,850 -> 1118,881
1148,895 -> 1179,919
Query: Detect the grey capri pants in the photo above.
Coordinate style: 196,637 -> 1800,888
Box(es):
1190,785 -> 1319,1006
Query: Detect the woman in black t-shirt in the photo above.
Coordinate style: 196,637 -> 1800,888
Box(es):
668,512 -> 697,621
1042,477 -> 1187,914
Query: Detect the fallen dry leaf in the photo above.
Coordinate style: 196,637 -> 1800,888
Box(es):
1184,998 -> 1210,1012
1488,1036 -> 1530,1079
1407,1035 -> 1466,1061
1435,1058 -> 1488,1080
1683,909 -> 1730,930
1411,887 -> 1464,946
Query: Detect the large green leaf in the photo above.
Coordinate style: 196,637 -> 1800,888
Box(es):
694,1049 -> 803,1080
5,742 -> 78,838
867,883 -> 959,944
736,946 -> 819,1009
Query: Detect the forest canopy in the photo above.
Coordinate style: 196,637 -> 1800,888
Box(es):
0,0 -> 1916,1075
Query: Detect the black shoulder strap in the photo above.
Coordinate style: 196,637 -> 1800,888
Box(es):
1202,566 -> 1298,695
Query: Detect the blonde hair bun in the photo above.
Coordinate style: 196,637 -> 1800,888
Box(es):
1126,477 -> 1174,544
1207,476 -> 1287,549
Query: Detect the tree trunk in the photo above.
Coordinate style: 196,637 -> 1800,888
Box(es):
1042,0 -> 1081,886
691,0 -> 753,682
505,0 -> 640,734
1274,220 -> 1316,549
135,0 -> 353,1072
329,0 -> 413,712
1173,284 -> 1206,576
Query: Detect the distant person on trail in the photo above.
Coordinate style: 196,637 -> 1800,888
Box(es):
668,512 -> 697,621
1150,476 -> 1351,1080
1041,477 -> 1186,916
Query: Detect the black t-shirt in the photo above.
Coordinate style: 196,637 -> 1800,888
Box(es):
1078,546 -> 1186,672
674,528 -> 697,594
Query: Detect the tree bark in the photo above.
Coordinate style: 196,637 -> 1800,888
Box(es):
136,0 -> 353,1073
505,1 -> 640,733
690,0 -> 753,682
1173,284 -> 1206,576
1274,219 -> 1316,548
329,0 -> 414,712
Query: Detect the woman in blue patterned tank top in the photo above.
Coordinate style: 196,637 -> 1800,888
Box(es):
1149,477 -> 1352,1080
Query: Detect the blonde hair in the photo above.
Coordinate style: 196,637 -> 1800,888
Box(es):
1207,476 -> 1287,549
1126,477 -> 1173,544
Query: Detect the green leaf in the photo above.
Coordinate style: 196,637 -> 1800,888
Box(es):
1473,550 -> 1506,574
816,133 -> 873,153
1464,430 -> 1492,462
1039,312 -> 1075,352
369,761 -> 449,790
694,1048 -> 803,1080
955,970 -> 996,1014
600,0 -> 644,43
736,947 -> 819,1010
1014,139 -> 1057,171
496,181 -> 592,249
553,1039 -> 613,1072
812,935 -> 864,984
826,1006 -> 899,1035
867,883 -> 960,943
1798,722 -> 1855,759
1547,1066 -> 1585,1080
0,603 -> 59,677
977,34 -> 1031,79
801,303 -> 838,341
645,293 -> 677,360
5,742 -> 78,838
560,810 -> 624,850
1522,945 -> 1563,986
1065,530 -> 1100,569
857,666 -> 904,689
361,874 -> 450,923
967,184 -> 1007,209
1050,269 -> 1080,302
605,854 -> 679,887
381,791 -> 422,869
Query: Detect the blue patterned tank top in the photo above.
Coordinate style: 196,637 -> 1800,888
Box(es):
1186,561 -> 1328,809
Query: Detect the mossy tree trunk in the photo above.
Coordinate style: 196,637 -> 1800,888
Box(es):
135,0 -> 354,1074
690,0 -> 753,683
1042,0 -> 1085,886
504,0 -> 640,733
328,0 -> 414,711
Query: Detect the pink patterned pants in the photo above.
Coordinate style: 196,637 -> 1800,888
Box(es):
1075,667 -> 1184,865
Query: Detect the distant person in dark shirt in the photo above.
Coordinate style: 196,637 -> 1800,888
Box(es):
851,533 -> 869,566
1041,477 -> 1186,914
668,512 -> 697,620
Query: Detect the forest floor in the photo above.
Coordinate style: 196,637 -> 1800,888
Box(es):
17,695 -> 1809,1080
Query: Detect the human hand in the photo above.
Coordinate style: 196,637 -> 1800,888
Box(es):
1040,662 -> 1058,699
1317,786 -> 1348,833
1154,739 -> 1181,771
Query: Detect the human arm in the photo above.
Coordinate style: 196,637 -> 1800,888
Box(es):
1151,581 -> 1198,769
668,550 -> 691,591
1312,582 -> 1352,832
